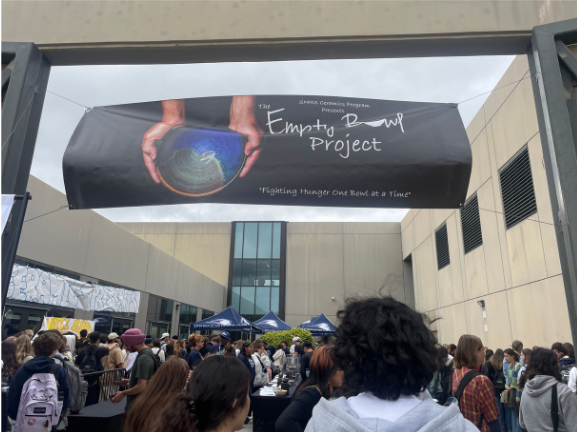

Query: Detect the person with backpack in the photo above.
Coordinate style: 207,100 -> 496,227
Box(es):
485,349 -> 506,431
429,346 -> 454,405
452,334 -> 502,432
75,331 -> 109,406
151,338 -> 166,364
7,332 -> 72,432
518,348 -> 577,431
110,328 -> 159,413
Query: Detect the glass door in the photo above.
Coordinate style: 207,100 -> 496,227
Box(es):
147,322 -> 170,339
111,318 -> 133,336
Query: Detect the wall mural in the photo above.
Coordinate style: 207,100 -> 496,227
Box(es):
8,264 -> 140,313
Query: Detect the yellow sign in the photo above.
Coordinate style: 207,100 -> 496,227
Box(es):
41,317 -> 95,336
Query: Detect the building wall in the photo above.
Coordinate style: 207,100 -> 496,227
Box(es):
401,55 -> 572,349
117,223 -> 231,288
16,176 -> 226,319
284,222 -> 407,328
121,221 -> 408,329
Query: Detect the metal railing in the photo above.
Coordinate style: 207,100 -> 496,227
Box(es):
82,368 -> 129,404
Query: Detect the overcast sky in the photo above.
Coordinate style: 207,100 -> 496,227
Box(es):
32,55 -> 515,223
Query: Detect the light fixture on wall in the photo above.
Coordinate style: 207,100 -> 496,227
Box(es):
331,297 -> 335,301
477,300 -> 485,308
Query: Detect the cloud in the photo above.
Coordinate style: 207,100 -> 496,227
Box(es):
31,55 -> 515,223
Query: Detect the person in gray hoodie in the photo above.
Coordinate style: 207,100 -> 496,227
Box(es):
305,296 -> 478,432
518,348 -> 577,432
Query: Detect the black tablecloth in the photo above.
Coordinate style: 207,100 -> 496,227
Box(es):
67,399 -> 126,432
252,377 -> 302,432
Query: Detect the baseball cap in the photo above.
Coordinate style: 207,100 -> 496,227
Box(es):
220,332 -> 231,339
292,337 -> 301,342
161,333 -> 170,339
144,338 -> 153,345
108,332 -> 119,340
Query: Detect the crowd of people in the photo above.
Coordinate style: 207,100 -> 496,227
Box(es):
2,297 -> 577,432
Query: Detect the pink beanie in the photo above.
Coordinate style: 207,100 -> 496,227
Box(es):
121,328 -> 145,346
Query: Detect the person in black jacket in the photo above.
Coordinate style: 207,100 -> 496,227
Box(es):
300,342 -> 314,379
484,348 -> 506,431
275,346 -> 343,432
238,342 -> 255,425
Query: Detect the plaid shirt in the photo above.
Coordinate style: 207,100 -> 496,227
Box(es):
453,367 -> 500,432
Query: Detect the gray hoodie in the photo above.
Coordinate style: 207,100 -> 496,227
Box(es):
305,395 -> 478,432
519,375 -> 577,432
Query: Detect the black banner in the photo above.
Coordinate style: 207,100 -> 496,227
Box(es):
62,95 -> 471,209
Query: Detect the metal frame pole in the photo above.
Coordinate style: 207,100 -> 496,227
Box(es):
1,42 -> 51,312
1,193 -> 31,309
528,18 -> 577,349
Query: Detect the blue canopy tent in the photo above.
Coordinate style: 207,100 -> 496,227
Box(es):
252,311 -> 292,333
190,307 -> 262,333
299,313 -> 336,337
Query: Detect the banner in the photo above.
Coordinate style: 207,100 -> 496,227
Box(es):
8,264 -> 140,313
63,95 -> 471,210
40,316 -> 95,336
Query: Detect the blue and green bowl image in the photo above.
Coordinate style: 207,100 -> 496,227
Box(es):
155,126 -> 246,197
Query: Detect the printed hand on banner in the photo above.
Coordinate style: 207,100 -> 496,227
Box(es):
228,95 -> 264,177
142,99 -> 185,183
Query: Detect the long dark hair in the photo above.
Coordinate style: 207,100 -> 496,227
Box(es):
124,357 -> 189,432
158,355 -> 251,432
295,346 -> 337,399
490,349 -> 504,370
241,342 -> 252,356
435,346 -> 449,372
165,343 -> 176,358
1,338 -> 21,375
504,348 -> 519,364
518,348 -> 561,389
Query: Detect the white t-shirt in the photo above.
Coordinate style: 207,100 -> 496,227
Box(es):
151,347 -> 166,363
290,344 -> 295,353
348,392 -> 422,422
569,366 -> 577,393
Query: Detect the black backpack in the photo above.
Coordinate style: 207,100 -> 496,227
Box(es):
438,365 -> 454,404
78,348 -> 99,383
138,350 -> 161,373
492,367 -> 506,390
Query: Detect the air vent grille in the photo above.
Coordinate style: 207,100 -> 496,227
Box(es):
461,194 -> 483,254
499,148 -> 537,229
435,224 -> 450,270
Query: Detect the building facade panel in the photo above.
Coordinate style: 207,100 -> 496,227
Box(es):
400,54 -> 572,349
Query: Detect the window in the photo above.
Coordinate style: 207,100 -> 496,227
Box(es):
147,295 -> 173,338
461,194 -> 483,254
499,147 -> 537,229
201,309 -> 214,321
179,304 -> 197,325
229,222 -> 285,321
435,223 -> 450,270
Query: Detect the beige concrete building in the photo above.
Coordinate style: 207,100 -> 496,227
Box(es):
401,55 -> 572,349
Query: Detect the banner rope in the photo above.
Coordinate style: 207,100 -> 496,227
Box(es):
24,205 -> 69,223
46,90 -> 91,110
456,75 -> 532,105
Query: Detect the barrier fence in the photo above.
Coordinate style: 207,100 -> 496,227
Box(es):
82,368 -> 129,404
